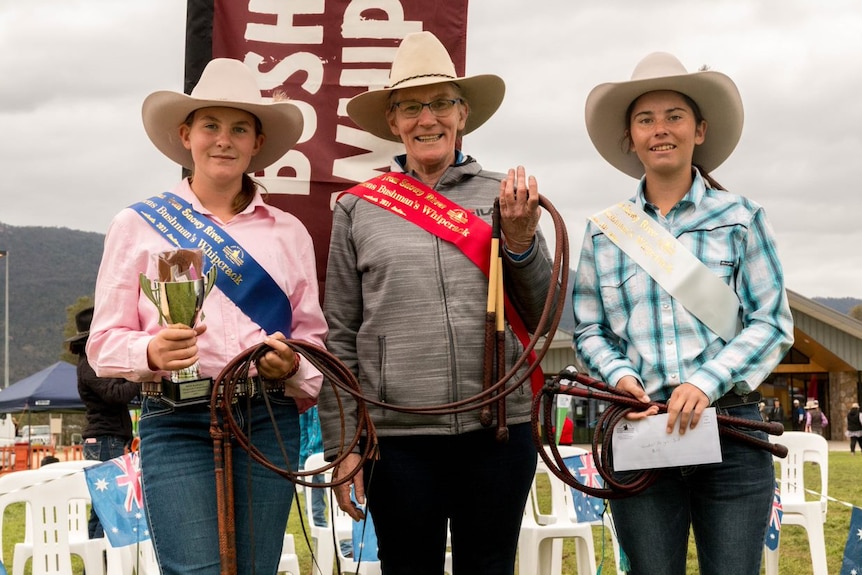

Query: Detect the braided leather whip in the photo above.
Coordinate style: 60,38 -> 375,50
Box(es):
532,366 -> 788,500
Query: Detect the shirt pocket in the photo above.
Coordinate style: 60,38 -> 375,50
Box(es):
597,261 -> 640,327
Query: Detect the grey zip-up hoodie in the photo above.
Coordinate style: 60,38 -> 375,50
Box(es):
319,157 -> 557,459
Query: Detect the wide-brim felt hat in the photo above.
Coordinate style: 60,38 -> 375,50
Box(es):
805,399 -> 819,409
142,58 -> 304,173
585,51 -> 744,179
346,31 -> 506,142
65,306 -> 93,343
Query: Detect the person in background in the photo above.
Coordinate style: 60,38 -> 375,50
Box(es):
847,402 -> 862,455
319,31 -> 555,575
299,405 -> 326,527
573,52 -> 794,575
40,455 -> 60,466
805,399 -> 828,435
791,398 -> 805,431
68,306 -> 140,539
769,398 -> 785,427
86,58 -> 327,575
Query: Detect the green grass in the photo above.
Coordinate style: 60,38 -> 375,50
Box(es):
3,453 -> 858,574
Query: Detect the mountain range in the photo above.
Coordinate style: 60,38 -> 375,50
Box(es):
0,222 -> 859,385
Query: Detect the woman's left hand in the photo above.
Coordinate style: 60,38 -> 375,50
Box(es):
665,382 -> 710,435
258,332 -> 299,380
498,165 -> 541,253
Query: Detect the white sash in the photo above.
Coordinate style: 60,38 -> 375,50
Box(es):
591,201 -> 741,342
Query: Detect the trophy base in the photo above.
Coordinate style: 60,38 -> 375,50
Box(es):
160,376 -> 214,407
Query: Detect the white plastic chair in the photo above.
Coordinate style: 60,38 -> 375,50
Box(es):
0,468 -> 107,575
519,445 -> 625,575
764,431 -> 829,575
519,446 -> 597,575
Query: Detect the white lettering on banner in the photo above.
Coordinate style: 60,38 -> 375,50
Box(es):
343,1 -> 422,38
231,1 -> 425,197
246,0 -> 324,44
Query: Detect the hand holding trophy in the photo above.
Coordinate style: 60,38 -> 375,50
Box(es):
140,248 -> 217,406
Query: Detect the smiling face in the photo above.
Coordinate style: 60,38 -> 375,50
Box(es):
385,82 -> 468,182
626,90 -> 707,179
179,106 -> 264,184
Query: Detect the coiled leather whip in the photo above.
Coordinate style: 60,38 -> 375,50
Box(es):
209,340 -> 377,575
209,193 -> 570,574
533,366 -> 788,500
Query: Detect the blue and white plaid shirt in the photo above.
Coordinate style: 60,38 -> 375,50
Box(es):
572,171 -> 794,403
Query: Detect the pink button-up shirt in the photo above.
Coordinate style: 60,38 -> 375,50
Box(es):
87,180 -> 327,399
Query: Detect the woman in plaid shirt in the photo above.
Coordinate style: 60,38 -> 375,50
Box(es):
573,52 -> 793,575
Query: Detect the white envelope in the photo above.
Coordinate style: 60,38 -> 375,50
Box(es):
611,407 -> 722,471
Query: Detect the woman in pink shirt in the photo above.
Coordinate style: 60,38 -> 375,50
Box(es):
87,58 -> 327,575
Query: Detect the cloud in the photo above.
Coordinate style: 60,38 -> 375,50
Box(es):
1,0 -> 860,298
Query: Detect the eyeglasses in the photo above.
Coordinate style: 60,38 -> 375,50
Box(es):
391,98 -> 461,118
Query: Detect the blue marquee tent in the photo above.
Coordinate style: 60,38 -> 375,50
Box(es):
0,361 -> 84,413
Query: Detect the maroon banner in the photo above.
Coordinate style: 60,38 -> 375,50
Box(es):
185,1 -> 469,297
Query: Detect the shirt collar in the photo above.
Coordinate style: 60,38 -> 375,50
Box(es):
177,178 -> 269,221
635,168 -> 708,213
393,150 -> 466,172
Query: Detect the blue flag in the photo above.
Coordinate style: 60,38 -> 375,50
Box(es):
84,452 -> 150,547
765,481 -> 783,551
840,506 -> 862,575
563,454 -> 605,523
350,491 -> 378,562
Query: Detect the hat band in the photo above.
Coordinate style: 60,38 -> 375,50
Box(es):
390,73 -> 456,89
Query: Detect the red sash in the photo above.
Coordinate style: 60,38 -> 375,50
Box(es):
342,172 -> 545,395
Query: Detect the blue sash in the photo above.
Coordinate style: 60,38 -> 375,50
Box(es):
131,192 -> 292,336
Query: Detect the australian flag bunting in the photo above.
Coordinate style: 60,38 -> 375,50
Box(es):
84,452 -> 150,547
840,506 -> 862,575
563,454 -> 605,522
765,480 -> 783,551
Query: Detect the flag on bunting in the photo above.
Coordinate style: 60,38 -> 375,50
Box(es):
765,480 -> 783,551
840,506 -> 862,575
351,491 -> 378,562
563,454 -> 605,522
84,452 -> 150,547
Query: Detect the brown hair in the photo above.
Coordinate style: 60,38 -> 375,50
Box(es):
623,91 -> 725,191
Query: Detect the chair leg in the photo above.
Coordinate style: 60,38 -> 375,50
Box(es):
763,544 -> 779,575
802,520 -> 828,575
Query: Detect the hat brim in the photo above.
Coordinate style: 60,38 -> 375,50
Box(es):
585,70 -> 743,179
346,74 -> 505,142
65,331 -> 89,343
142,92 -> 304,173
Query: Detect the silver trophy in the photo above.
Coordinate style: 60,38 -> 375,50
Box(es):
139,248 -> 217,405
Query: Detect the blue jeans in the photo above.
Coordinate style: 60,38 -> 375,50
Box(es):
140,394 -> 300,575
365,423 -> 536,575
609,403 -> 774,575
84,435 -> 130,539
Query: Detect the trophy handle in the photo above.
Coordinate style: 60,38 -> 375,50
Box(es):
196,266 -> 218,324
204,265 -> 218,297
139,273 -> 168,325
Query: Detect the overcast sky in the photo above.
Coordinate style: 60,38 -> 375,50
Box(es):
2,1 -> 860,299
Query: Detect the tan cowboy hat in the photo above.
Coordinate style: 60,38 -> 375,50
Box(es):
585,52 -> 743,179
805,399 -> 819,409
346,31 -> 505,142
142,58 -> 304,173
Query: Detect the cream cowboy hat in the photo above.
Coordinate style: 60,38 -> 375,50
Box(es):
585,52 -> 743,179
346,31 -> 505,142
142,58 -> 304,173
